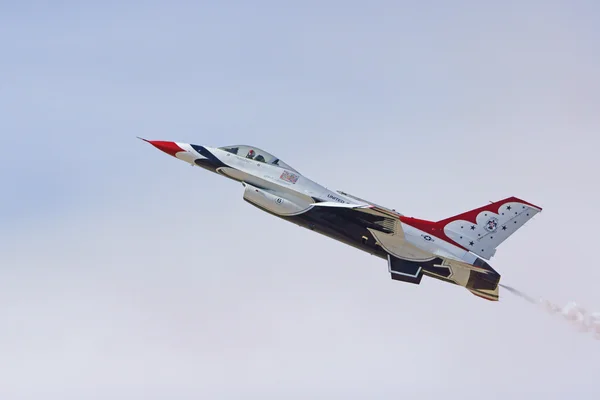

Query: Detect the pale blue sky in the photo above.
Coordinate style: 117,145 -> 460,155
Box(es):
1,1 -> 600,399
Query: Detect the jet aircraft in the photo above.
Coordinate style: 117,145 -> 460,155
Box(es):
141,139 -> 542,301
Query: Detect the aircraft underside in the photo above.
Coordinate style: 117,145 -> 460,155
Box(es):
246,200 -> 501,301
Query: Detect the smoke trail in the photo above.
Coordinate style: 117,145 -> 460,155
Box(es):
499,284 -> 537,304
500,284 -> 600,340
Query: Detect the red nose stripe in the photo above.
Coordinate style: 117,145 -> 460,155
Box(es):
148,141 -> 184,157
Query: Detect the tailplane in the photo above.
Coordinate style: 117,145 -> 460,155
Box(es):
438,197 -> 542,259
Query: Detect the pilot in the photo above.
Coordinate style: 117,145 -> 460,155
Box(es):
246,149 -> 255,159
255,154 -> 266,162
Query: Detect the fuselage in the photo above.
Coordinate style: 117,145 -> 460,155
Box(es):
142,139 -> 505,301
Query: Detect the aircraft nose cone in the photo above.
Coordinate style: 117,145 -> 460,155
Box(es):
143,139 -> 184,157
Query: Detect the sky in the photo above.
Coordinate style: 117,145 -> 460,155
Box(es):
1,0 -> 600,398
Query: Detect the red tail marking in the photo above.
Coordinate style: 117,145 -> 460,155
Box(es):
399,216 -> 469,250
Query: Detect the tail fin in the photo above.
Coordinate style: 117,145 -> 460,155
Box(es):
438,197 -> 542,259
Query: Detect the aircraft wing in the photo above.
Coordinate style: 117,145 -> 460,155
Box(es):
335,190 -> 404,216
312,201 -> 489,269
312,201 -> 400,218
309,201 -> 371,209
313,199 -> 402,218
312,201 -> 402,235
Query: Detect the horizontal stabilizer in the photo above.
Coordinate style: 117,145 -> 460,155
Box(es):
468,287 -> 500,301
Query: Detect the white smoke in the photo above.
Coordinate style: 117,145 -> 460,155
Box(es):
500,284 -> 600,340
541,300 -> 600,339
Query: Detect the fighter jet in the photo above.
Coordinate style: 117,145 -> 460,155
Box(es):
141,139 -> 542,301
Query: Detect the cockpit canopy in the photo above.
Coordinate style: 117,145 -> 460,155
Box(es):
218,145 -> 299,173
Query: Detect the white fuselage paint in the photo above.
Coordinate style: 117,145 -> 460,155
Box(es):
210,147 -> 361,206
